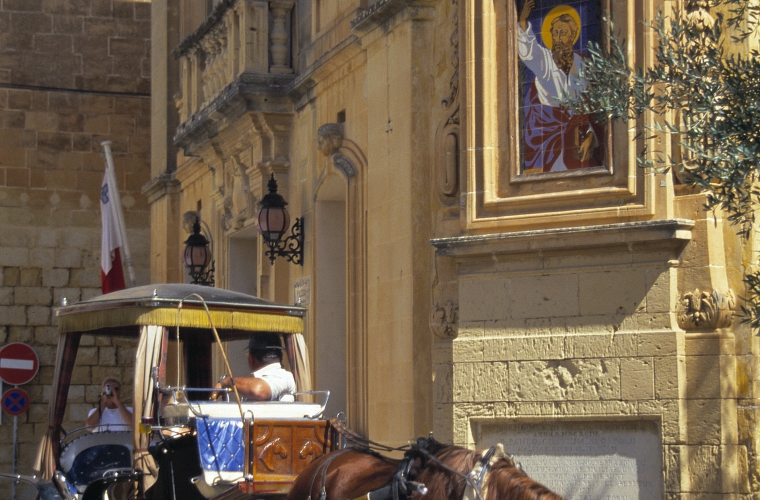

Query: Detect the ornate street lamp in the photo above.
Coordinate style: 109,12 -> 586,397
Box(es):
183,217 -> 215,285
257,174 -> 303,265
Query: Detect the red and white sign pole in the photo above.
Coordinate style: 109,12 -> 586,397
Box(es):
0,343 -> 38,500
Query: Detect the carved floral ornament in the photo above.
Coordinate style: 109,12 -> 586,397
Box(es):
430,301 -> 459,340
676,288 -> 735,330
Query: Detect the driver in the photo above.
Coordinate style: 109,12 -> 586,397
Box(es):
215,332 -> 296,401
86,377 -> 133,431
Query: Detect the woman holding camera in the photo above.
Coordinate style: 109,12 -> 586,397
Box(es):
86,377 -> 133,431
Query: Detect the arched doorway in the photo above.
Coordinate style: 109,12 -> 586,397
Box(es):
314,174 -> 347,418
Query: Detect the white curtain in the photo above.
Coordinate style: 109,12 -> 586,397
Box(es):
292,333 -> 312,393
133,325 -> 167,492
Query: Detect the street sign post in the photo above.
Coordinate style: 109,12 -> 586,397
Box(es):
1,387 -> 30,416
0,343 -> 39,386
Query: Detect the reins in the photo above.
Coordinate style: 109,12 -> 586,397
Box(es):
331,420 -> 413,454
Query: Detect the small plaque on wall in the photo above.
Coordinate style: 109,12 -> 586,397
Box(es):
295,278 -> 310,306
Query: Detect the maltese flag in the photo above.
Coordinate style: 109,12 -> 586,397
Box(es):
100,173 -> 125,294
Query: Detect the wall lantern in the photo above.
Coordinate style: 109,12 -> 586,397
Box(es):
257,174 -> 303,266
183,217 -> 215,286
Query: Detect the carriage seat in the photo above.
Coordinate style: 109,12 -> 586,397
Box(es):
58,430 -> 133,496
161,401 -> 324,426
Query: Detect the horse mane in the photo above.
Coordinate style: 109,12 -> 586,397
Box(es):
415,446 -> 479,500
485,457 -> 565,500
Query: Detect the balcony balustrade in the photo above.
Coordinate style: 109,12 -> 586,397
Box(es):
174,0 -> 295,126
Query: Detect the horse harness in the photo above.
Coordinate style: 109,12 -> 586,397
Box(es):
304,438 -> 435,500
312,423 -> 522,500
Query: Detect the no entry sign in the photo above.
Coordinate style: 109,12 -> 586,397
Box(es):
0,343 -> 39,386
2,388 -> 30,416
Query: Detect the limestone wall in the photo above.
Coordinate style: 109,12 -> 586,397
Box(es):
0,0 -> 151,477
152,0 -> 757,496
432,226 -> 749,495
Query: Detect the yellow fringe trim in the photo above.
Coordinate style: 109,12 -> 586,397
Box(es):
58,307 -> 303,334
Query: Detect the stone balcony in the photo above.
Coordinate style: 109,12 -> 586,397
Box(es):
173,0 -> 296,151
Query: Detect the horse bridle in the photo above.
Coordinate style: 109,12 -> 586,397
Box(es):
306,425 -> 437,500
414,444 -> 522,500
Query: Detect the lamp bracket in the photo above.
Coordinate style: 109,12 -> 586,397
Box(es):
264,217 -> 304,266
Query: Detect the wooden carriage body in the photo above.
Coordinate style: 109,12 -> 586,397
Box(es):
161,400 -> 336,497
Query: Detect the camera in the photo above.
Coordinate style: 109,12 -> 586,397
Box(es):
105,384 -> 112,396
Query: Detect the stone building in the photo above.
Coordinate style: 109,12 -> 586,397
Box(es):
149,0 -> 757,497
0,0 -> 151,475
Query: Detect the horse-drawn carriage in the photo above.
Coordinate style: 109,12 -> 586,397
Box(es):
0,284 -> 562,500
1,284 -> 338,500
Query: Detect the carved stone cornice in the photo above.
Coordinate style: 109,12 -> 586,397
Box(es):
141,173 -> 180,204
677,289 -> 735,330
431,219 -> 695,259
174,74 -> 295,154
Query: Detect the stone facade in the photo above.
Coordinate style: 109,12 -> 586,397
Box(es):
0,0 -> 151,479
149,0 -> 758,497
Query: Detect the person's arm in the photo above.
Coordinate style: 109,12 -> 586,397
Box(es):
516,13 -> 552,79
86,406 -> 101,427
218,375 -> 273,401
113,398 -> 133,425
519,0 -> 535,32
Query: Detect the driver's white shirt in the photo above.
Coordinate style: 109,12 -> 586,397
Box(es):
253,362 -> 296,401
87,406 -> 132,432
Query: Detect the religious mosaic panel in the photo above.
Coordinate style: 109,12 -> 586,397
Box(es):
517,0 -> 607,175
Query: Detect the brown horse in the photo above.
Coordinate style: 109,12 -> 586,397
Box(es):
287,438 -> 564,500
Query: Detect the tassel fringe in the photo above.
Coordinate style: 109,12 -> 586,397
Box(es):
58,307 -> 303,334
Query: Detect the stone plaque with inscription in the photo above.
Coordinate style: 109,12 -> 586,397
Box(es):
294,278 -> 310,305
477,420 -> 662,500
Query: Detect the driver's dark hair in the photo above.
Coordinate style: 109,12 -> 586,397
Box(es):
250,348 -> 283,363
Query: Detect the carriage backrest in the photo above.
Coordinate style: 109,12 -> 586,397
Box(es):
58,430 -> 133,494
177,402 -> 331,493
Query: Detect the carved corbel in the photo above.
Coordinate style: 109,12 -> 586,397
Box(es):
677,288 -> 735,330
430,301 -> 459,340
318,123 -> 343,156
225,155 -> 255,230
318,123 -> 357,178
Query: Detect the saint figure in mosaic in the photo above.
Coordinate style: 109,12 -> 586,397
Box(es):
517,0 -> 606,174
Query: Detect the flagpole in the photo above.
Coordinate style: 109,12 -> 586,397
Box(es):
101,141 -> 137,288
